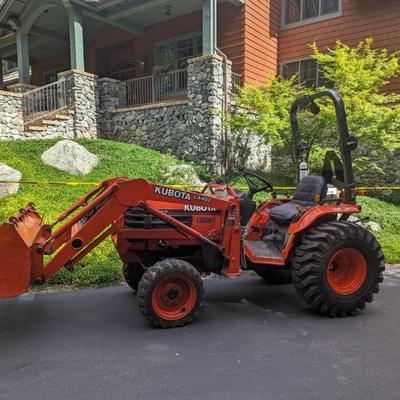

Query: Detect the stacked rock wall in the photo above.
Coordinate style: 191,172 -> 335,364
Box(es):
0,91 -> 24,140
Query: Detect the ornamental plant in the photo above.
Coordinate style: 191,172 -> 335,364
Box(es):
230,38 -> 400,176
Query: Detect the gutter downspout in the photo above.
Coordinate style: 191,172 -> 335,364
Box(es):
216,47 -> 230,174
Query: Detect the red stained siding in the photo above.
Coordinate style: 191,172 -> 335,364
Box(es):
243,0 -> 280,84
218,3 -> 245,76
29,1 -> 400,91
278,0 -> 400,91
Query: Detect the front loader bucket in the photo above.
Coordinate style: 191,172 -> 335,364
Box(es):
0,205 -> 45,299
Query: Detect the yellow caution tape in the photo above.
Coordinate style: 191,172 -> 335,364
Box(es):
0,180 -> 98,186
0,180 -> 399,191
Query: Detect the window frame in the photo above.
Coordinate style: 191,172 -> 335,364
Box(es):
43,66 -> 69,85
281,0 -> 342,29
154,31 -> 203,71
280,57 -> 325,88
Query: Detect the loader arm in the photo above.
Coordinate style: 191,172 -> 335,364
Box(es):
0,178 -> 241,298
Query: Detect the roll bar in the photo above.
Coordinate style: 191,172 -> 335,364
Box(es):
290,89 -> 358,204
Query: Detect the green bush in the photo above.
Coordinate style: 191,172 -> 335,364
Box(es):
230,38 -> 400,175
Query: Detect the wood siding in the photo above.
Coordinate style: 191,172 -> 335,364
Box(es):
278,0 -> 400,91
243,0 -> 280,84
218,3 -> 245,76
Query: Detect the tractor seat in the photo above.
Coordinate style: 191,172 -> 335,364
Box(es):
269,175 -> 327,225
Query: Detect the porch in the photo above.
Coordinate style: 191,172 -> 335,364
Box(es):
0,0 -> 244,95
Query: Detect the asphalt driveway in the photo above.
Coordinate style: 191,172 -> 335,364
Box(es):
1,266 -> 400,400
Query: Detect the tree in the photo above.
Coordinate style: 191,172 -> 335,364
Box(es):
230,38 -> 400,177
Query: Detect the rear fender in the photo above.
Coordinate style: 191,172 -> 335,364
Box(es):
288,204 -> 361,235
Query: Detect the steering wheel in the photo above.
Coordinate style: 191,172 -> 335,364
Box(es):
243,171 -> 275,199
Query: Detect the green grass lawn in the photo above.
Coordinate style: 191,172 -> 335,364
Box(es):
0,139 -> 207,288
0,139 -> 398,290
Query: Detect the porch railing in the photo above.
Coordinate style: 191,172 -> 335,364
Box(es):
126,69 -> 188,107
22,79 -> 69,118
232,72 -> 242,94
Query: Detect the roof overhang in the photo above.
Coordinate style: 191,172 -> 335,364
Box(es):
0,0 -> 245,59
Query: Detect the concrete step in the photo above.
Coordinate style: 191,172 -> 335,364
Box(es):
23,106 -> 72,126
55,114 -> 71,120
42,119 -> 60,126
27,125 -> 48,132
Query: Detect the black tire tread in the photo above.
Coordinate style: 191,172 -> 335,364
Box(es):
137,258 -> 204,328
292,221 -> 385,317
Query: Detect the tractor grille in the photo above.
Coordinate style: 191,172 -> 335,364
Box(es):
124,207 -> 193,230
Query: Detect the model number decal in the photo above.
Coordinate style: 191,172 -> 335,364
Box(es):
197,217 -> 216,223
193,194 -> 212,203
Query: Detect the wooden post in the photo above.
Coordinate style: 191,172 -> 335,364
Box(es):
203,0 -> 217,55
67,6 -> 85,71
16,30 -> 30,84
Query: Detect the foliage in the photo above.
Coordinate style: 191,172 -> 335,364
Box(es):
358,196 -> 400,264
311,38 -> 400,169
230,38 -> 400,173
229,75 -> 313,171
0,139 -> 203,288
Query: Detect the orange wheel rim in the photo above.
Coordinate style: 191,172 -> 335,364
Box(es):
327,248 -> 367,295
152,275 -> 197,320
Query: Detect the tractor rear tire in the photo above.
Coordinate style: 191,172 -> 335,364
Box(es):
254,267 -> 292,285
292,221 -> 385,317
123,263 -> 145,292
137,259 -> 204,328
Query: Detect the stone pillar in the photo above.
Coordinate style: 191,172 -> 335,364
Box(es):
0,60 -> 4,91
59,70 -> 98,139
187,54 -> 231,173
0,90 -> 24,140
97,77 -> 127,137
16,30 -> 30,84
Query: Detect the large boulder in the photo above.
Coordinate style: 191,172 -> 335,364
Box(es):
41,140 -> 98,176
0,163 -> 22,198
163,164 -> 203,186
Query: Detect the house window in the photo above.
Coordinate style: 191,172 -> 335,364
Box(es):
283,0 -> 341,27
43,67 -> 69,85
282,59 -> 327,87
154,32 -> 203,71
3,60 -> 17,74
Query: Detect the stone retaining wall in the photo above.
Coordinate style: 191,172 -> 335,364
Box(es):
0,61 -> 270,173
271,145 -> 400,185
28,115 -> 75,140
98,55 -> 270,173
59,70 -> 98,139
102,101 -> 191,159
0,91 -> 24,140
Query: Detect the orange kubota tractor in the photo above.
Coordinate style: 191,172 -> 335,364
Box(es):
0,90 -> 385,328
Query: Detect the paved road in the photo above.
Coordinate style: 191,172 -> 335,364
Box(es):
1,267 -> 400,400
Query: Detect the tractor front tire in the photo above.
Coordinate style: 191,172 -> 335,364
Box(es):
137,259 -> 204,328
292,221 -> 385,317
123,263 -> 145,292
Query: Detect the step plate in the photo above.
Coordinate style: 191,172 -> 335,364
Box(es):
244,240 -> 283,260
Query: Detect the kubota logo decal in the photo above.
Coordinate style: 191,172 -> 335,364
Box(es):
154,186 -> 191,201
183,205 -> 217,212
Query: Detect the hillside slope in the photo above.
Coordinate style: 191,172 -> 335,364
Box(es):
0,139 -> 398,289
0,139 -> 206,287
